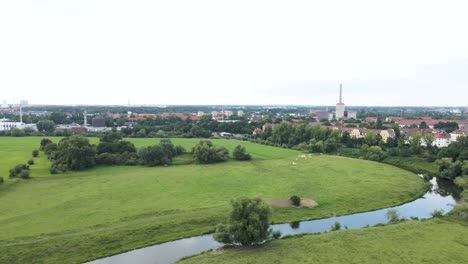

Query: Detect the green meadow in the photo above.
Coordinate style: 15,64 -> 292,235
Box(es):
180,218 -> 468,264
0,137 -> 427,263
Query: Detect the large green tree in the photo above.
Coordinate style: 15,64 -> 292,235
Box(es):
36,120 -> 56,133
54,135 -> 96,171
214,197 -> 272,246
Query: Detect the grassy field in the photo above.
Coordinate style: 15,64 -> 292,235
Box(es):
180,218 -> 468,264
0,137 -> 427,263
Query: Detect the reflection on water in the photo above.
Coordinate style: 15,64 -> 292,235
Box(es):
86,177 -> 460,264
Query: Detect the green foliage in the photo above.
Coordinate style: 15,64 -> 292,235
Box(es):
386,209 -> 400,223
43,142 -> 58,159
9,164 -> 29,178
448,204 -> 468,221
454,176 -> 468,189
364,132 -> 377,146
99,131 -> 123,143
9,128 -> 25,137
0,176 -> 4,184
437,158 -> 463,179
28,159 -> 34,165
271,230 -> 282,239
192,140 -> 229,164
233,145 -> 251,161
214,197 -> 272,246
290,195 -> 301,207
365,146 -> 385,161
430,209 -> 444,217
433,121 -> 459,133
213,224 -> 233,244
36,120 -> 56,133
53,135 -> 97,171
138,139 -> 177,166
20,170 -> 30,179
32,149 -> 39,157
330,222 -> 341,231
95,132 -> 137,166
40,138 -> 53,151
175,145 -> 185,155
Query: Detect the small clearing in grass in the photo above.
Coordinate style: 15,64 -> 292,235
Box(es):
269,198 -> 319,208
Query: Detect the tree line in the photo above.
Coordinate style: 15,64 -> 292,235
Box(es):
38,133 -> 252,174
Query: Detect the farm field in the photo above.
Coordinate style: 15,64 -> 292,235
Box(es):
180,218 -> 468,264
0,137 -> 427,263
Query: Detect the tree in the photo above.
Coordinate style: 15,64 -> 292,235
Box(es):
233,145 -> 251,161
36,120 -> 56,133
365,146 -> 385,161
40,138 -> 53,151
192,140 -> 229,164
419,121 -> 429,129
53,135 -> 96,171
272,121 -> 293,145
364,132 -> 377,146
99,131 -> 122,143
375,117 -> 383,129
408,134 -> 422,154
214,197 -> 272,246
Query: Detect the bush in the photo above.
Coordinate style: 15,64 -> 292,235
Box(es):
270,230 -> 282,239
32,149 -> 39,157
233,145 -> 251,161
386,209 -> 400,223
175,145 -> 186,155
50,163 -> 67,174
290,195 -> 301,207
95,153 -> 117,165
449,204 -> 468,221
40,138 -> 53,151
0,177 -> 4,184
20,170 -> 30,179
9,164 -> 29,178
431,209 -> 444,218
330,222 -> 341,231
192,140 -> 229,164
28,159 -> 34,165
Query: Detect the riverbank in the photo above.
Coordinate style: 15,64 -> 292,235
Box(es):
179,217 -> 468,264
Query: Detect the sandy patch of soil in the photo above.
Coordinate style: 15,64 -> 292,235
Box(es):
269,198 -> 318,208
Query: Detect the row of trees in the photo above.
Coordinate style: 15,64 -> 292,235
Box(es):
192,141 -> 251,163
38,134 -> 253,173
39,133 -> 187,173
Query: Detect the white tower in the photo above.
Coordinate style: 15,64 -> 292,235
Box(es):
84,110 -> 88,127
19,103 -> 23,123
335,84 -> 345,119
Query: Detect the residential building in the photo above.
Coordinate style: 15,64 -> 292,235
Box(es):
434,132 -> 451,148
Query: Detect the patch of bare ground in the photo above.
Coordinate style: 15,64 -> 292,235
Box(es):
269,198 -> 318,208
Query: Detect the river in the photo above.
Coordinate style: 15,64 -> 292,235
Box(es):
86,176 -> 461,264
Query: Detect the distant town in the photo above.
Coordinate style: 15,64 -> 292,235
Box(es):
1,87 -> 467,149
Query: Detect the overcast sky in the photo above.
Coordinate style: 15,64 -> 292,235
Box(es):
1,0 -> 467,106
